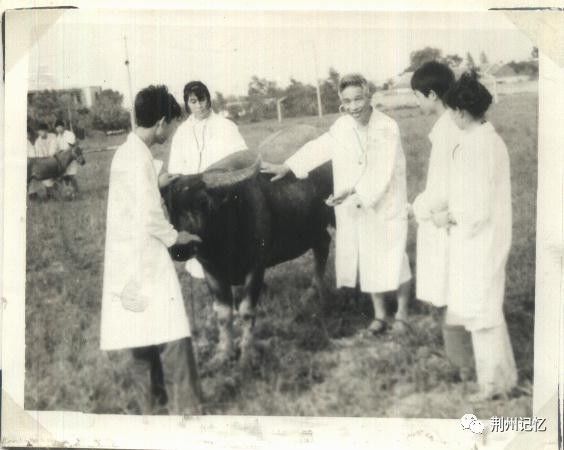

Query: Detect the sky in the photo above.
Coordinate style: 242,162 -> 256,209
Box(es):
27,9 -> 535,107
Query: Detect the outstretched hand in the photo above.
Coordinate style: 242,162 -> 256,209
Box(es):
260,161 -> 291,182
325,188 -> 355,207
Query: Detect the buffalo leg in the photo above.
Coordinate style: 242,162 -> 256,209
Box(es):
238,268 -> 264,366
299,230 -> 331,309
205,273 -> 235,365
312,230 -> 331,306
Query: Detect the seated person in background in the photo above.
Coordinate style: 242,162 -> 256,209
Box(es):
33,122 -> 58,188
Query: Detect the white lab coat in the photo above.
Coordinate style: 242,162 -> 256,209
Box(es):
33,133 -> 58,187
413,111 -> 461,306
33,133 -> 58,157
286,110 -> 411,293
100,132 -> 190,350
168,112 -> 248,278
56,129 -> 78,175
446,122 -> 512,331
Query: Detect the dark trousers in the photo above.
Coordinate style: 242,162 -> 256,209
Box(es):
131,337 -> 201,415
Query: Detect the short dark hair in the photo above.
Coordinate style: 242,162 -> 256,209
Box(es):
411,61 -> 455,100
338,73 -> 369,95
37,122 -> 49,131
54,119 -> 65,128
134,85 -> 181,128
444,71 -> 493,119
183,81 -> 211,113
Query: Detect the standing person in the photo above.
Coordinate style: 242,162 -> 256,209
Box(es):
410,61 -> 460,307
33,122 -> 58,190
168,81 -> 248,279
100,85 -> 202,414
54,119 -> 79,192
261,73 -> 412,334
442,72 -> 517,400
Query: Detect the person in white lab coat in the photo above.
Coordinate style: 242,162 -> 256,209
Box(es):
33,122 -> 58,189
261,73 -> 412,334
168,80 -> 248,279
54,119 -> 80,192
441,72 -> 517,400
101,85 -> 202,414
410,62 -> 460,307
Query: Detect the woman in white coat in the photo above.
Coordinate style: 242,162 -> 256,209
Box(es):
443,72 -> 517,400
410,62 -> 460,308
262,73 -> 412,334
168,81 -> 248,279
101,85 -> 201,414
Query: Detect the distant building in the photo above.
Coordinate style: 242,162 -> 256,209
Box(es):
490,64 -> 530,84
27,86 -> 102,109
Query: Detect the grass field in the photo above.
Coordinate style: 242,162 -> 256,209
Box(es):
25,91 -> 537,418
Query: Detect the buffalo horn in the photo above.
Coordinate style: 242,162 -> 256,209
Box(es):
202,158 -> 261,189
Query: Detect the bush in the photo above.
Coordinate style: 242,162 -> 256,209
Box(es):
90,89 -> 131,132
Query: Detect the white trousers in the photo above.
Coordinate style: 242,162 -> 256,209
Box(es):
471,321 -> 518,397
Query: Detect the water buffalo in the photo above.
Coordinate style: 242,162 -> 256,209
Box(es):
27,146 -> 86,183
162,125 -> 334,365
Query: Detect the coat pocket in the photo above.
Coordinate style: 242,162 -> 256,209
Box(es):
120,277 -> 149,313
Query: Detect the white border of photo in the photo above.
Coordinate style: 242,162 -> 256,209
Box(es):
2,2 -> 562,449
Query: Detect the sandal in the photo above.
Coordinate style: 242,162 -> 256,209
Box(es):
367,318 -> 388,335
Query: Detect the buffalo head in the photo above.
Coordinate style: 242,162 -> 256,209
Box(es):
73,146 -> 86,165
163,158 -> 261,238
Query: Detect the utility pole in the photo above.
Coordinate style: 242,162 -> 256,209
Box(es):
311,41 -> 323,118
276,96 -> 287,123
67,102 -> 74,133
123,35 -> 135,128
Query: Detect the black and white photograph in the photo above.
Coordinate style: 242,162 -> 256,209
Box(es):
2,3 -> 562,449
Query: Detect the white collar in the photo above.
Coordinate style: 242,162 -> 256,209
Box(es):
127,132 -> 153,159
188,111 -> 214,125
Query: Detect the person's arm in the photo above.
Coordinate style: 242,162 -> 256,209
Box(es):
65,130 -> 77,147
134,157 -> 179,248
285,132 -> 334,178
261,131 -> 334,182
449,145 -> 493,237
353,123 -> 401,208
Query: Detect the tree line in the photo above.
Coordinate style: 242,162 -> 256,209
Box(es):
27,46 -> 538,134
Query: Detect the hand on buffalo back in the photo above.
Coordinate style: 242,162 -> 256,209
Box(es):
260,161 -> 291,182
169,231 -> 202,261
